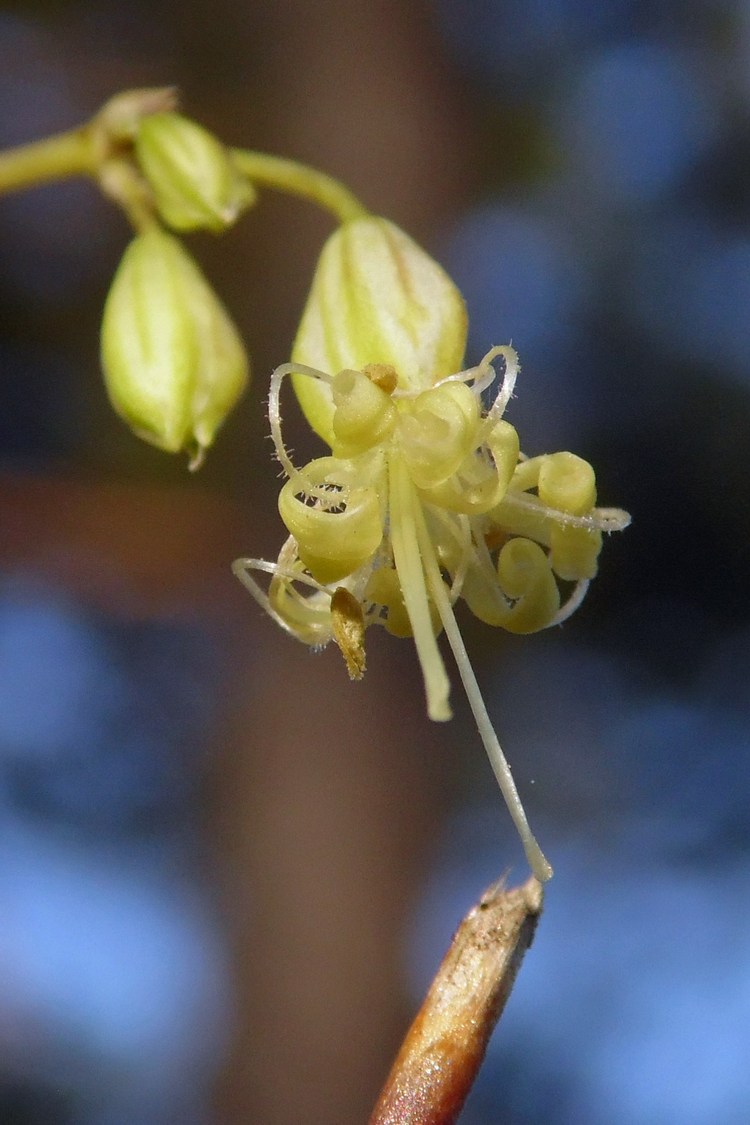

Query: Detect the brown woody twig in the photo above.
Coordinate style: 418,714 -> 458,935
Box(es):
369,875 -> 543,1125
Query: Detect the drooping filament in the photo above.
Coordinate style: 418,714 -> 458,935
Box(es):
388,453 -> 451,722
412,493 -> 553,881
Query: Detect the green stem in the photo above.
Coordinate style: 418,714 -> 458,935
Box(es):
231,148 -> 368,224
0,127 -> 99,195
0,120 -> 368,228
413,498 -> 553,882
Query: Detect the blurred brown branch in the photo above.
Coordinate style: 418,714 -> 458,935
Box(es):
369,876 -> 543,1125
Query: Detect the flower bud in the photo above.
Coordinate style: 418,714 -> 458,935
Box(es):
101,227 -> 249,462
135,112 -> 255,233
95,88 -> 178,145
291,217 -> 468,447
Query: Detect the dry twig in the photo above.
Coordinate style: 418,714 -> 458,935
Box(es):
369,875 -> 543,1125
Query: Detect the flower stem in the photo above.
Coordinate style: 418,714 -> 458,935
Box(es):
230,148 -> 368,224
0,126 -> 99,196
414,500 -> 553,881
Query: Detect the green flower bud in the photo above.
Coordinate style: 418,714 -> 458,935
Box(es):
101,227 -> 249,463
291,216 -> 468,447
135,112 -> 255,233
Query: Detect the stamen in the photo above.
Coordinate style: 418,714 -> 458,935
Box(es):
480,345 -> 519,432
550,579 -> 590,626
501,490 -> 631,532
268,361 -> 337,496
467,362 -> 496,398
426,506 -> 474,604
412,498 -> 553,882
427,347 -> 507,400
331,586 -> 367,680
389,453 -> 452,722
232,539 -> 333,645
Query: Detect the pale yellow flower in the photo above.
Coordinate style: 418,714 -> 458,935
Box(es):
234,218 -> 629,881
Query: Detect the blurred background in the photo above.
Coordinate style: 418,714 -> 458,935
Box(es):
0,1 -> 748,1122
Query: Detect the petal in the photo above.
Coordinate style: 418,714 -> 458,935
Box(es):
291,217 -> 467,446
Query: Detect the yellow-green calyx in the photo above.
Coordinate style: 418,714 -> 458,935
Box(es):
291,216 -> 468,447
101,226 -> 249,464
134,112 -> 255,233
234,218 -> 630,882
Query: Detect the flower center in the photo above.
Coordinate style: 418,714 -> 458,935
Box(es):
233,346 -> 630,885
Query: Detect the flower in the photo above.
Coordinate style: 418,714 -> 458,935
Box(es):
101,226 -> 249,465
134,112 -> 255,233
233,218 -> 629,880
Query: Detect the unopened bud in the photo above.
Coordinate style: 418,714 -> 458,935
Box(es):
95,88 -> 178,146
135,112 -> 255,233
101,227 -> 249,463
291,216 -> 468,447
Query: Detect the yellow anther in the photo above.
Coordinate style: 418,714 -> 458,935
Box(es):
362,362 -> 398,394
